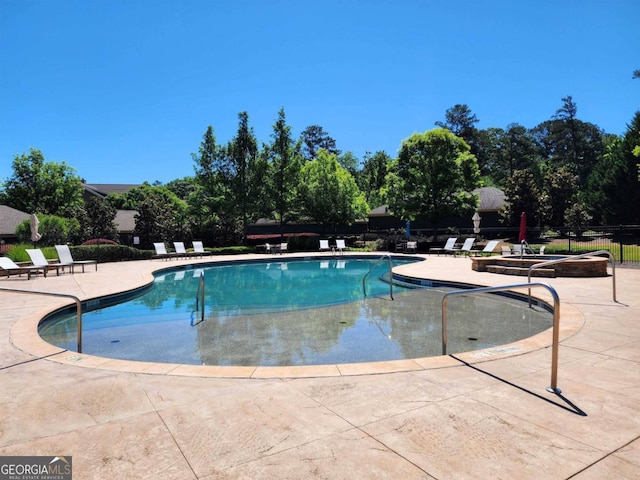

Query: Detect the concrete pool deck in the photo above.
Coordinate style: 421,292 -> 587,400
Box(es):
0,253 -> 639,479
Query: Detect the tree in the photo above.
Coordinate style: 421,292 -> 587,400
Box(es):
435,104 -> 479,138
358,151 -> 392,208
297,149 -> 368,232
531,96 -> 605,188
435,104 -> 481,162
541,166 -> 579,226
84,196 -> 119,242
266,108 -> 303,235
300,125 -> 341,161
226,112 -> 263,242
384,129 -> 480,227
134,188 -> 188,248
583,112 -> 640,224
499,169 -> 542,227
2,148 -> 83,215
190,126 -> 234,244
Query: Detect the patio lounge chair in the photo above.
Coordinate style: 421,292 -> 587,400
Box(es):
472,240 -> 500,256
55,245 -> 98,272
0,257 -> 47,279
278,243 -> 288,254
173,242 -> 199,258
192,241 -> 212,257
335,239 -> 347,255
26,248 -> 66,275
319,239 -> 332,253
153,242 -> 177,260
429,237 -> 457,256
457,238 -> 476,256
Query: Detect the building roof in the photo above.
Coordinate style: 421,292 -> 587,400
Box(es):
0,205 -> 30,237
82,183 -> 140,199
369,187 -> 505,218
473,186 -> 506,212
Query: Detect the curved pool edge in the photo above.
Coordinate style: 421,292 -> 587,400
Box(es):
11,253 -> 586,379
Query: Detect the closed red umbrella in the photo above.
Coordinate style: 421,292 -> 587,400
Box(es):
518,212 -> 527,242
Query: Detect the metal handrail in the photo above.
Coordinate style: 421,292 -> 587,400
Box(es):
362,254 -> 394,300
520,239 -> 535,257
442,282 -> 561,394
527,250 -> 616,302
0,287 -> 83,353
194,272 -> 205,324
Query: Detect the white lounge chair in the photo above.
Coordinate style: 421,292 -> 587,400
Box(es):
335,239 -> 347,254
153,242 -> 176,260
429,237 -> 457,256
0,257 -> 47,279
26,248 -> 66,275
319,239 -> 332,253
173,242 -> 199,258
473,240 -> 500,256
278,243 -> 288,254
457,238 -> 476,256
192,241 -> 212,257
55,245 -> 97,272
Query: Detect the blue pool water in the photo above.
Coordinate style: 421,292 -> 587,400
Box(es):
39,257 -> 553,366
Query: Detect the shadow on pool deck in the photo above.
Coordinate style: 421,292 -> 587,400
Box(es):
1,253 -> 639,479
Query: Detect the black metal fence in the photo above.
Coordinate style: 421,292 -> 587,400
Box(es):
398,224 -> 640,265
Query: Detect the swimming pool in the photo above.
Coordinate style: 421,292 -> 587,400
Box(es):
39,257 -> 553,366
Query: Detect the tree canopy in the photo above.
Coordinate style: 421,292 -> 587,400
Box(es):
297,149 -> 368,231
384,129 -> 480,226
2,148 -> 83,216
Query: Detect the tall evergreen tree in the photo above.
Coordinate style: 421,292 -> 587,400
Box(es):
227,112 -> 260,242
267,108 -> 302,236
300,125 -> 341,161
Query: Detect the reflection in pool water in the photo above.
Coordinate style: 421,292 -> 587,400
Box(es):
39,258 -> 553,366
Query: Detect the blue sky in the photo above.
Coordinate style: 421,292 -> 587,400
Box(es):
1,0 -> 638,185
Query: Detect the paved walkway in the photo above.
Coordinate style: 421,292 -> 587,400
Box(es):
0,253 -> 638,479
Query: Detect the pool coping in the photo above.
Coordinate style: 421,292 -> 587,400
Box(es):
9,253 -> 585,379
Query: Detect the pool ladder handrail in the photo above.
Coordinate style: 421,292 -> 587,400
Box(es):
195,272 -> 205,324
442,282 -> 561,394
519,239 -> 535,257
0,287 -> 83,353
527,250 -> 616,302
362,254 -> 394,300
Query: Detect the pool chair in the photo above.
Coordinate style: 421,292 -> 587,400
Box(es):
173,242 -> 199,259
501,246 -> 513,255
0,257 -> 47,279
335,239 -> 347,255
457,238 -> 476,256
55,245 -> 98,272
26,248 -> 66,276
192,241 -> 212,257
153,242 -> 177,260
278,243 -> 288,254
319,239 -> 332,253
472,240 -> 500,256
429,237 -> 458,256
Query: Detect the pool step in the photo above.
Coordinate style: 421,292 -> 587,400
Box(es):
486,265 -> 556,277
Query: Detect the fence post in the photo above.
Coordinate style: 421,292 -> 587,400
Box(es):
619,225 -> 624,264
